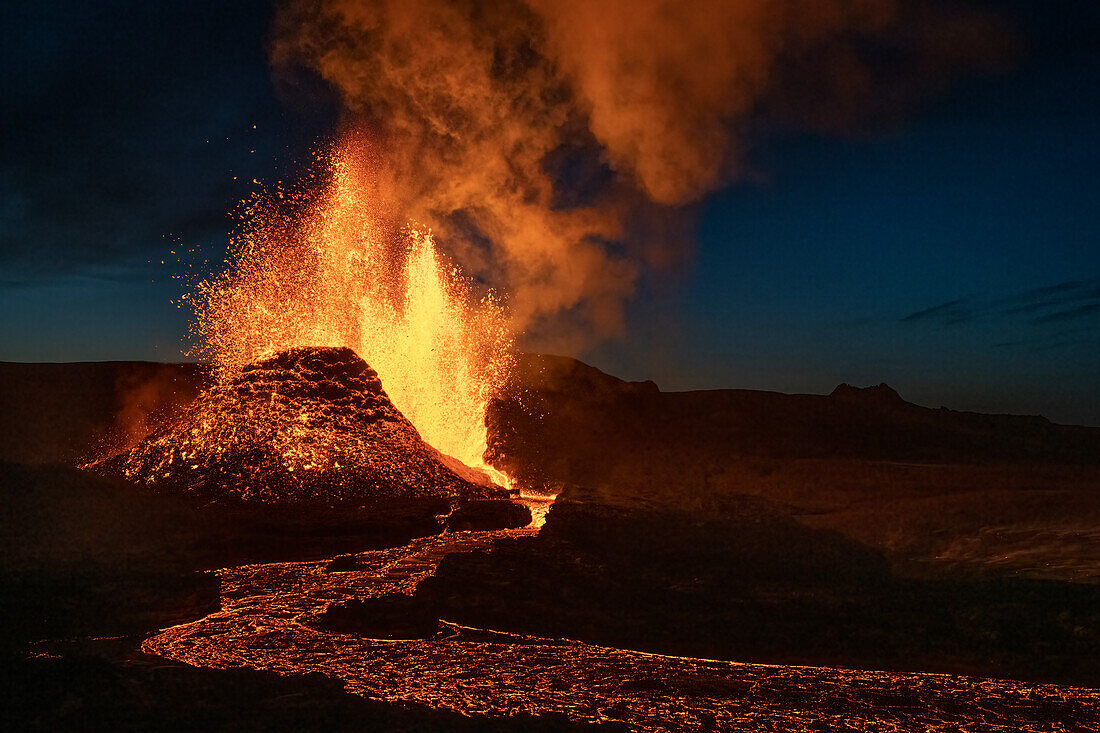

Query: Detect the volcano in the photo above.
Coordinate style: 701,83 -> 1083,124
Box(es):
91,347 -> 504,506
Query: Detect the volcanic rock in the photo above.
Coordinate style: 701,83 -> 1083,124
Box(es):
324,553 -> 365,572
445,499 -> 531,532
416,491 -> 1100,685
90,347 -> 504,506
829,382 -> 905,406
486,354 -> 1100,496
313,593 -> 441,640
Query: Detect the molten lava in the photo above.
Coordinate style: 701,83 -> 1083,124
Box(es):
192,141 -> 512,478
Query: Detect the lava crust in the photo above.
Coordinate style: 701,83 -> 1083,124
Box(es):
90,347 -> 502,506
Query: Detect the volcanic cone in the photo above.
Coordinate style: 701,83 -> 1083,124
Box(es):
91,347 -> 503,506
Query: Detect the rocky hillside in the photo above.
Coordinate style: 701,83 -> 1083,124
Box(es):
486,353 -> 1100,493
89,347 -> 504,506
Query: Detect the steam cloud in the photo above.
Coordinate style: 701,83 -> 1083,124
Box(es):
271,0 -> 1014,350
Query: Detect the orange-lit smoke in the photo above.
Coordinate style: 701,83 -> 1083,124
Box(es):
193,144 -> 512,472
271,0 -> 1015,349
196,0 -> 1014,475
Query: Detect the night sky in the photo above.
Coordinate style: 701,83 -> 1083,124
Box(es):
2,1 -> 1098,425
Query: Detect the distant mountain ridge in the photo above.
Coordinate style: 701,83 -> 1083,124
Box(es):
2,354 -> 1097,472
486,354 -> 1100,491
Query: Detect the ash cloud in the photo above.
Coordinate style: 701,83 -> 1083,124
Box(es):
271,0 -> 1016,349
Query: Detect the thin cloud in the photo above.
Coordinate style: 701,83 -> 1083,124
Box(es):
900,298 -> 974,324
904,278 -> 1100,326
995,322 -> 1100,351
1001,279 -> 1100,316
903,278 -> 1100,350
1032,301 -> 1100,325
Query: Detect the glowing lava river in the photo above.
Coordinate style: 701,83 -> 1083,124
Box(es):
139,498 -> 1100,732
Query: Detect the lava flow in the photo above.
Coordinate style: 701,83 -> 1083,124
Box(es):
141,526 -> 1100,732
191,139 -> 513,480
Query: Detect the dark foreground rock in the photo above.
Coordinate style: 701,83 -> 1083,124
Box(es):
0,461 -> 453,654
325,553 -> 363,572
446,499 -> 531,532
1,652 -> 619,732
418,491 -> 1100,687
313,593 -> 441,639
1,566 -> 219,655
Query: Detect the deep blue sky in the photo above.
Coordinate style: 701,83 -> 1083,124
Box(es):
2,1 -> 1098,425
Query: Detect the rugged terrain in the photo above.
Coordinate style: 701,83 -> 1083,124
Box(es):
2,353 -> 1099,729
90,347 -> 503,506
487,353 -> 1100,582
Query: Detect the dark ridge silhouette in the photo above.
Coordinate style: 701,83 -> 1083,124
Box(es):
485,353 -> 1100,492
4,353 -> 1096,474
829,382 -> 904,404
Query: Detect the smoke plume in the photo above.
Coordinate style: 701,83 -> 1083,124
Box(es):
271,0 -> 1014,349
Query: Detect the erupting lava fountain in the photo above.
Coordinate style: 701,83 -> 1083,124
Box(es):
95,140 -> 516,502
